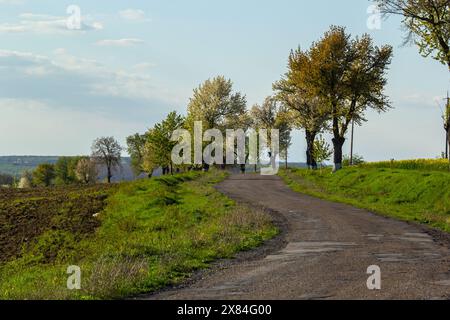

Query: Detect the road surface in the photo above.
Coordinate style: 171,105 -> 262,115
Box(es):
149,175 -> 450,300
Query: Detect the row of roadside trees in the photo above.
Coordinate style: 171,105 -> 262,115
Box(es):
19,156 -> 98,188
127,77 -> 293,176
18,137 -> 122,187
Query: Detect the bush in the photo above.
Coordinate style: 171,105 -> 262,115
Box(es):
343,154 -> 365,166
0,173 -> 14,186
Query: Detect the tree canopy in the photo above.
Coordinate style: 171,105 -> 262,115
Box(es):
126,133 -> 147,176
91,137 -> 122,183
32,163 -> 55,187
307,26 -> 393,170
375,0 -> 449,70
143,111 -> 185,175
186,76 -> 247,132
274,47 -> 330,169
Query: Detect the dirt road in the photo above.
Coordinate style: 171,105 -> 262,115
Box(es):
150,175 -> 450,300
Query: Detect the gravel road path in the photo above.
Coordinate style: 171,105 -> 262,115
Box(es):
149,174 -> 450,300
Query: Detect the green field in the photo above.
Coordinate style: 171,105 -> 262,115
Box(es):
280,167 -> 450,233
0,170 -> 277,299
359,159 -> 450,172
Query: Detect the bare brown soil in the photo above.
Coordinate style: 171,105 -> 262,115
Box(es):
0,184 -> 115,264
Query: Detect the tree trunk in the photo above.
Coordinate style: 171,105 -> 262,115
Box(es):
332,137 -> 346,172
305,130 -> 317,170
447,128 -> 450,162
107,166 -> 112,183
350,119 -> 355,166
285,150 -> 288,170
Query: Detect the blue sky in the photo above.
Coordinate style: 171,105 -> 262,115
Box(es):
0,0 -> 449,161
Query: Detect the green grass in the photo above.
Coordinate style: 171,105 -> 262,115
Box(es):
0,170 -> 277,300
279,167 -> 450,233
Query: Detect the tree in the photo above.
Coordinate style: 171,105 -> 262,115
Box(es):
126,133 -> 147,176
0,173 -> 14,186
33,163 -> 55,187
250,97 -> 278,150
142,129 -> 157,177
274,48 -> 330,170
18,170 -> 33,189
186,76 -> 247,170
75,157 -> 98,184
54,156 -> 80,185
186,76 -> 247,131
251,97 -> 292,170
91,137 -> 122,183
444,94 -> 450,160
312,135 -> 333,172
375,0 -> 450,70
276,106 -> 293,169
0,173 -> 13,186
307,26 -> 393,171
143,112 -> 185,175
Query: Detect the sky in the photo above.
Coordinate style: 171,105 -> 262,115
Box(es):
0,0 -> 449,162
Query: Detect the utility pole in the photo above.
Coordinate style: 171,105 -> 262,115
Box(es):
445,92 -> 449,161
350,119 -> 355,166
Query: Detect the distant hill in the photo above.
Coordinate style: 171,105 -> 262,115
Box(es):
0,156 -> 59,177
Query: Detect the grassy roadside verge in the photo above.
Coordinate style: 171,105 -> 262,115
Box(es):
0,170 -> 277,299
279,167 -> 450,233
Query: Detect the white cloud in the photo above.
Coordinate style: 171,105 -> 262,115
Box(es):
0,98 -> 48,110
0,48 -> 178,106
132,62 -> 157,71
119,9 -> 148,21
0,49 -> 185,156
0,49 -> 59,75
0,0 -> 24,4
0,98 -> 145,156
95,38 -> 145,47
19,13 -> 59,20
400,93 -> 446,109
52,48 -> 101,71
0,12 -> 103,34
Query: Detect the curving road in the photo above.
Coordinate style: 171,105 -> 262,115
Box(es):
149,175 -> 450,300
